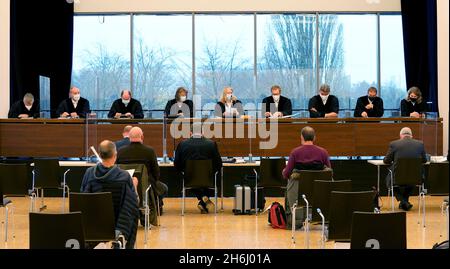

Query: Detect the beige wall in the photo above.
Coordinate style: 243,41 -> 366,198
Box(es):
437,0 -> 449,156
74,0 -> 401,13
0,0 -> 10,117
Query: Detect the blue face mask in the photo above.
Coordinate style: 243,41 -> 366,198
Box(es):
122,99 -> 130,106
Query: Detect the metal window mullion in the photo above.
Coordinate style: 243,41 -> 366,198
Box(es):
254,13 -> 257,106
315,12 -> 320,93
130,13 -> 134,92
376,13 -> 381,96
192,13 -> 196,114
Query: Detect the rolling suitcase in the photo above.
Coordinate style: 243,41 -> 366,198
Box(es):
233,185 -> 251,215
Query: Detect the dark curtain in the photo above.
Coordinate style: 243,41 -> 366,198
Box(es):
401,0 -> 438,113
10,0 -> 74,117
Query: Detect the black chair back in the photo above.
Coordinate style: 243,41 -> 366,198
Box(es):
33,158 -> 61,189
312,180 -> 352,222
350,211 -> 407,249
29,212 -> 85,249
294,170 -> 333,207
394,158 -> 424,186
328,191 -> 374,241
259,158 -> 286,188
117,162 -> 148,207
184,160 -> 214,188
69,192 -> 116,242
427,162 -> 449,195
0,163 -> 29,196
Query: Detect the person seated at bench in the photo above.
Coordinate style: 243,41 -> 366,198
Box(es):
282,126 -> 331,179
81,140 -> 139,248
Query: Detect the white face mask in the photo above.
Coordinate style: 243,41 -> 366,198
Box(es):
272,95 -> 280,102
179,96 -> 187,102
320,94 -> 329,103
25,105 -> 32,110
226,94 -> 233,100
72,94 -> 80,102
122,99 -> 130,106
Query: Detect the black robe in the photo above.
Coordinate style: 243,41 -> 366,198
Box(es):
214,100 -> 245,118
308,95 -> 339,118
55,97 -> 91,118
108,98 -> 144,119
400,99 -> 426,117
164,99 -> 194,118
8,100 -> 40,118
354,96 -> 384,117
262,95 -> 293,117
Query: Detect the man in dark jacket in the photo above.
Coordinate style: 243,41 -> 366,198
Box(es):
116,127 -> 168,211
262,85 -> 293,118
354,87 -> 384,118
308,84 -> 339,118
108,90 -> 144,119
81,140 -> 139,248
8,93 -> 40,118
115,125 -> 132,150
174,123 -> 223,213
56,86 -> 91,118
383,127 -> 427,211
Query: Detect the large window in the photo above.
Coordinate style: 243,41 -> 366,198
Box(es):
133,14 -> 192,117
72,15 -> 131,117
380,15 -> 407,112
71,13 -> 406,118
258,14 -> 317,114
195,15 -> 254,117
319,14 -> 378,114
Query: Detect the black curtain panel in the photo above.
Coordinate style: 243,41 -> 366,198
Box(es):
401,0 -> 438,113
10,0 -> 74,117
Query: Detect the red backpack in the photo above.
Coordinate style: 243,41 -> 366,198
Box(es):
268,202 -> 287,229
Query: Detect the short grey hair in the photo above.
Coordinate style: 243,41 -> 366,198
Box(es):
98,140 -> 117,160
23,93 -> 34,102
400,127 -> 413,137
319,84 -> 330,93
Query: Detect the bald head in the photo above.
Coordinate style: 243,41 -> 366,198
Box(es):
301,126 -> 316,143
400,127 -> 413,139
129,127 -> 144,143
122,125 -> 133,138
121,90 -> 131,101
70,86 -> 80,96
98,140 -> 117,161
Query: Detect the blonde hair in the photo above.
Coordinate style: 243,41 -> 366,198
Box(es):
219,86 -> 237,104
406,87 -> 423,104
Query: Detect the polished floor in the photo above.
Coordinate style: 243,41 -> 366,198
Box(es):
1,196 -> 448,249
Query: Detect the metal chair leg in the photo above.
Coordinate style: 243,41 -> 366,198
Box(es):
182,187 -> 185,216
417,186 -> 422,225
4,206 -> 8,243
389,170 -> 395,212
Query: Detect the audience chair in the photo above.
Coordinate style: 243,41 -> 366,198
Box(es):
253,158 -> 286,213
350,211 -> 407,249
70,192 -> 126,249
427,162 -> 449,195
182,160 -> 218,216
92,180 -> 139,249
31,158 -> 70,212
312,179 -> 352,222
387,158 -> 425,226
29,212 -> 85,249
117,162 -> 160,231
0,163 -> 29,242
328,191 -> 375,242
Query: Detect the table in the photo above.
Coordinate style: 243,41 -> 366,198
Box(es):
367,159 -> 447,192
159,161 -> 260,210
0,117 -> 443,157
